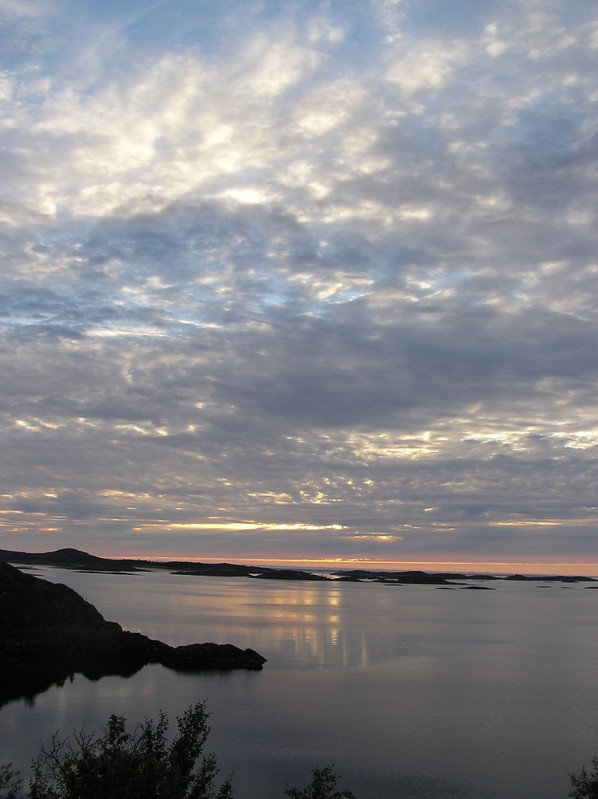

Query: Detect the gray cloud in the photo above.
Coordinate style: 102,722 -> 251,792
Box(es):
1,0 -> 597,571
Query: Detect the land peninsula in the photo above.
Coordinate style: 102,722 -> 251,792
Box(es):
0,559 -> 266,706
1,550 -> 594,706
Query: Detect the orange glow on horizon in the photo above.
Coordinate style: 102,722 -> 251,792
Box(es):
94,551 -> 598,577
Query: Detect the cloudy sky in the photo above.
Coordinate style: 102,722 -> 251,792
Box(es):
1,0 -> 597,573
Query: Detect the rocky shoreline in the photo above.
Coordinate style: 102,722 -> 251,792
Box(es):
0,561 -> 266,695
2,547 -> 595,584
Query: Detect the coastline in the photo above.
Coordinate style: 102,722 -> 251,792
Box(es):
1,546 -> 596,585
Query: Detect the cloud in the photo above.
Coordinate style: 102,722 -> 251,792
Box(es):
1,0 -> 597,568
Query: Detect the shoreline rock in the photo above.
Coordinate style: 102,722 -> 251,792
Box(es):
0,561 -> 267,687
1,547 -> 595,585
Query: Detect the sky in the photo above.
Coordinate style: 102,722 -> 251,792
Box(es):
1,0 -> 598,574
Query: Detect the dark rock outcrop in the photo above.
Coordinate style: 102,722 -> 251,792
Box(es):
0,547 -> 141,571
460,584 -> 494,590
0,548 -> 330,581
0,561 -> 266,682
332,569 -> 459,585
251,569 -> 328,581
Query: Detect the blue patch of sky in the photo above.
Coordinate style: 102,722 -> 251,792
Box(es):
400,0 -> 496,37
428,269 -> 473,291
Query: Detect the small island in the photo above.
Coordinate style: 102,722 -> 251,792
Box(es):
1,547 -> 596,585
0,561 -> 266,706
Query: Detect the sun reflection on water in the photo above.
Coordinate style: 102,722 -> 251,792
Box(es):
27,568 -> 439,670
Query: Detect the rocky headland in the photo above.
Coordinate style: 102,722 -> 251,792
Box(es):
0,560 -> 266,704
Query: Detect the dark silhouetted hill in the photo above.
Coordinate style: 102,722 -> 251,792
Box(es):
0,561 -> 266,706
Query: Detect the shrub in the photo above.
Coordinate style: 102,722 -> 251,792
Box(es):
570,756 -> 598,799
1,701 -> 232,799
284,765 -> 356,799
0,706 -> 358,799
0,765 -> 22,799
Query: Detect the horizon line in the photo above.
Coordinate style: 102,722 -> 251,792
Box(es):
95,552 -> 598,575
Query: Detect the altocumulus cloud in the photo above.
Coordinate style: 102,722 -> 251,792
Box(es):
1,0 -> 598,570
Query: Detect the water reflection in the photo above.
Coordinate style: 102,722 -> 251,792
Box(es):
19,569 -> 434,670
10,568 -> 597,677
0,661 -> 143,709
3,571 -> 598,799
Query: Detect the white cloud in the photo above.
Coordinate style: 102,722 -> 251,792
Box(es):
1,0 -> 598,565
385,37 -> 466,96
0,0 -> 49,18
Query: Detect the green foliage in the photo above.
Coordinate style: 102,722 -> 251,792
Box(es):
570,756 -> 598,799
10,709 -> 598,799
284,765 -> 356,799
0,765 -> 22,799
1,702 -> 232,799
1,707 -> 359,799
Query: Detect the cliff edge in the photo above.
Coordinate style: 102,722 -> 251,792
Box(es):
0,561 -> 266,679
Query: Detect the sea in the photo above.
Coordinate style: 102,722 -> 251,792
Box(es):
1,566 -> 598,799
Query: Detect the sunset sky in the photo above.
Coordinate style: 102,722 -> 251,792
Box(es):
1,0 -> 597,574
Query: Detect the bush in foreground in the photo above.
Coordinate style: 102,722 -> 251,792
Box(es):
284,765 -> 356,799
1,701 -> 232,799
2,700 -> 597,799
570,756 -> 598,798
0,702 -> 354,799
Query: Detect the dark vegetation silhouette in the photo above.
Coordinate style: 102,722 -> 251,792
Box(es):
1,700 -> 596,798
1,699 -> 595,798
0,702 -> 232,799
569,756 -> 598,798
0,702 -> 354,799
284,765 -> 356,798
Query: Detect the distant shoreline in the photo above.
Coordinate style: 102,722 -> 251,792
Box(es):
1,547 -> 596,586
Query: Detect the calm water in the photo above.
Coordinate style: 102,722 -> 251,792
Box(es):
1,568 -> 598,798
